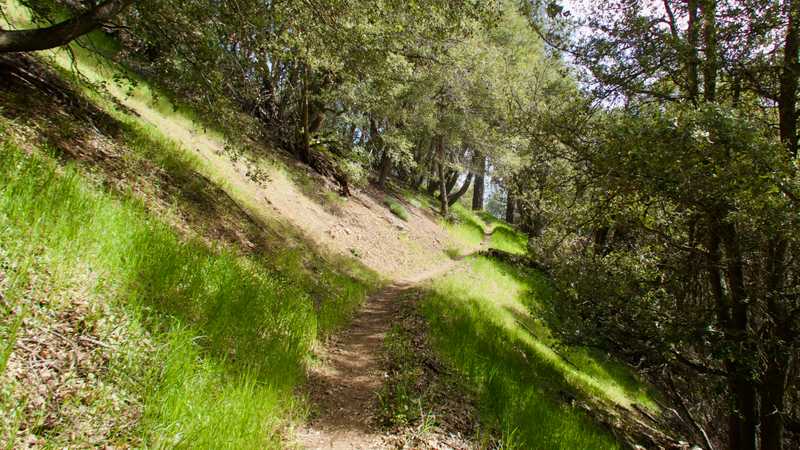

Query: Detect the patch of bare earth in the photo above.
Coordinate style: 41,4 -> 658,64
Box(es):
108,87 -> 453,279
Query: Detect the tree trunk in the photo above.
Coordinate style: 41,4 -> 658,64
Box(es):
593,226 -> 609,255
299,63 -> 311,163
686,0 -> 700,102
414,175 -> 426,191
700,0 -> 717,101
414,139 -> 433,190
448,173 -> 473,206
779,0 -> 800,158
445,169 -> 459,194
0,0 -> 135,53
505,191 -> 515,224
719,222 -> 758,450
727,375 -> 759,450
427,170 -> 439,196
761,354 -> 792,450
438,137 -> 448,216
472,153 -> 486,210
378,149 -> 391,188
761,237 -> 792,450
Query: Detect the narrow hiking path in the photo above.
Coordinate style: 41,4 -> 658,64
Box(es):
293,233 -> 492,450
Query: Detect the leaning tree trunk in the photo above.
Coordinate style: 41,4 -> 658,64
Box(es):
472,153 -> 486,210
0,0 -> 135,53
438,137 -> 448,216
445,169 -> 459,194
447,173 -> 473,207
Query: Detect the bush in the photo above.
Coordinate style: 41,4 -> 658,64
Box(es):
385,198 -> 409,221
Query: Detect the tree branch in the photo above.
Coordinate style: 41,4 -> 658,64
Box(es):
0,0 -> 135,53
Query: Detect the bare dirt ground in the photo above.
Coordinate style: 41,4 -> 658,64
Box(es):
105,88 -> 454,280
293,237 -> 489,450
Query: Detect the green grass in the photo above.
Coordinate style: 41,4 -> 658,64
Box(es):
0,126 -> 373,447
0,8 -> 380,441
442,204 -> 487,254
377,325 -> 424,427
419,256 -> 658,449
489,225 -> 528,255
399,191 -> 488,256
452,208 -> 528,255
385,198 -> 410,221
405,191 -> 530,258
2,5 -> 648,448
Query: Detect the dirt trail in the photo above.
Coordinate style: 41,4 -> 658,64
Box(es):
294,236 -> 490,450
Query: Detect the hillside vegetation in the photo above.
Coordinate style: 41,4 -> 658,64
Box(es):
2,1 -> 799,450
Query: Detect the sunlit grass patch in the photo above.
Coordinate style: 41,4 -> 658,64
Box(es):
385,197 -> 409,221
419,256 -> 658,448
0,140 -> 302,446
489,225 -> 528,255
0,105 -> 373,446
442,204 -> 487,254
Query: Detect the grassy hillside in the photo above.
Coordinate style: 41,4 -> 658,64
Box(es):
1,3 -> 665,449
370,202 -> 658,448
0,112 -> 378,447
418,256 -> 657,449
0,9 -> 381,444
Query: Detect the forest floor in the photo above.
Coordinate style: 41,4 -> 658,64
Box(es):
293,235 -> 491,450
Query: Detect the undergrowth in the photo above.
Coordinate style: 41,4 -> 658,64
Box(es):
385,198 -> 409,222
420,256 -> 657,449
0,119 -> 373,447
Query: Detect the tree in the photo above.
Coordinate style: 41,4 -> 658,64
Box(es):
472,153 -> 486,210
526,1 -> 800,448
0,0 -> 135,53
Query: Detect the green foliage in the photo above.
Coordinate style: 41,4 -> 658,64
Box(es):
385,197 -> 409,221
539,102 -> 798,360
419,256 -> 656,449
4,0 -> 722,446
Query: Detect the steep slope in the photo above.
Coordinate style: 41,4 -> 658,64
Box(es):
0,53 -> 382,447
0,47 -> 462,448
0,5 -> 672,449
110,84 -> 454,280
